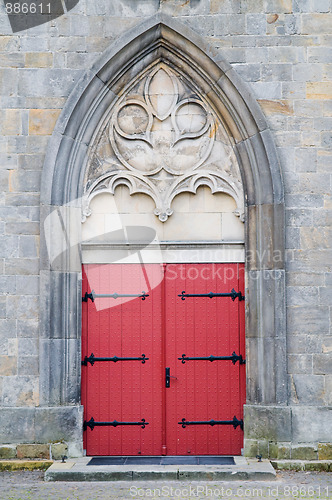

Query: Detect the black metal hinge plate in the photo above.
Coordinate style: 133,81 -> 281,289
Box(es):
82,353 -> 148,366
178,352 -> 245,365
179,416 -> 243,430
84,418 -> 148,431
178,288 -> 245,301
82,291 -> 149,302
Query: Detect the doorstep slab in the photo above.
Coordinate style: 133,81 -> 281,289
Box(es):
48,462 -> 75,470
45,457 -> 276,481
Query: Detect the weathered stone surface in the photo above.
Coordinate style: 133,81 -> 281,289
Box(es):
0,356 -> 17,376
313,354 -> 332,374
288,355 -> 313,375
29,110 -> 61,136
35,407 -> 83,443
17,320 -> 39,338
6,295 -> 39,321
243,439 -> 258,457
276,443 -> 291,460
292,407 -> 332,443
6,222 -> 40,234
2,375 -> 39,406
0,109 -> 22,135
25,53 -> 53,68
301,14 -> 332,35
18,69 -> 82,98
244,406 -> 291,442
18,356 -> 39,376
287,287 -> 319,307
9,170 -> 41,193
17,444 -> 49,460
287,306 -> 329,334
306,82 -> 332,100
5,258 -> 39,275
304,461 -> 330,472
272,460 -> 332,472
0,445 -> 16,459
0,408 -> 35,444
290,374 -> 325,405
291,445 -> 317,460
258,440 -> 269,458
318,443 -> 332,460
246,13 -> 266,35
271,460 -> 304,471
67,441 -> 83,458
16,276 -> 39,295
258,99 -> 293,115
51,442 -> 68,461
268,442 -> 278,459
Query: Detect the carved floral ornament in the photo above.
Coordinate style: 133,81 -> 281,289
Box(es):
82,63 -> 244,223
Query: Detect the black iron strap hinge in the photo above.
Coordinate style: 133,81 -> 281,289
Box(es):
84,418 -> 148,431
178,288 -> 245,301
179,416 -> 243,430
178,352 -> 245,365
82,290 -> 149,302
82,353 -> 148,366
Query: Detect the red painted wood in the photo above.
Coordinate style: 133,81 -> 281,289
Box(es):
82,263 -> 245,456
82,264 -> 163,456
164,264 -> 245,456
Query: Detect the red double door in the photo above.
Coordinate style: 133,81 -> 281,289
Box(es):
82,263 -> 245,456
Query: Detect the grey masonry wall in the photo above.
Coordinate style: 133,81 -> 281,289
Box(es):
0,0 -> 331,460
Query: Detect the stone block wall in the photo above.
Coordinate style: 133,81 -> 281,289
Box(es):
0,0 -> 331,457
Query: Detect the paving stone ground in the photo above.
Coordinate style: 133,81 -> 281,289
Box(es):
1,470 -> 332,500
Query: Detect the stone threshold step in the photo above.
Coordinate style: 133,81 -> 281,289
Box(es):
45,457 -> 276,482
271,460 -> 332,472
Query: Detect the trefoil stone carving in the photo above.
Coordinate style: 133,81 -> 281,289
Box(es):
83,63 -> 244,223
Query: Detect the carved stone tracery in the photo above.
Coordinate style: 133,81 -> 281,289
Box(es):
83,63 -> 244,222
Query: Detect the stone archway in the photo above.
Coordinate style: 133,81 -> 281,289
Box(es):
40,13 -> 286,455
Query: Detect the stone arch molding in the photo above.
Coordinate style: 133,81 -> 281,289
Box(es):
40,13 -> 286,452
82,61 -> 245,223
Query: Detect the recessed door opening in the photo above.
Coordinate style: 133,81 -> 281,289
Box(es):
81,263 -> 245,456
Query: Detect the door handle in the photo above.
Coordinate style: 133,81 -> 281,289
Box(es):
165,367 -> 177,387
165,367 -> 170,388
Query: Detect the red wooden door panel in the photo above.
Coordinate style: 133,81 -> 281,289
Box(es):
82,264 -> 163,456
164,264 -> 245,456
82,263 -> 245,456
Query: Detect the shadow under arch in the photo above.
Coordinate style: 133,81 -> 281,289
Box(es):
40,12 -> 287,454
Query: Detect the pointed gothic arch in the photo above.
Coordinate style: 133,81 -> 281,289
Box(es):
40,13 -> 287,454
